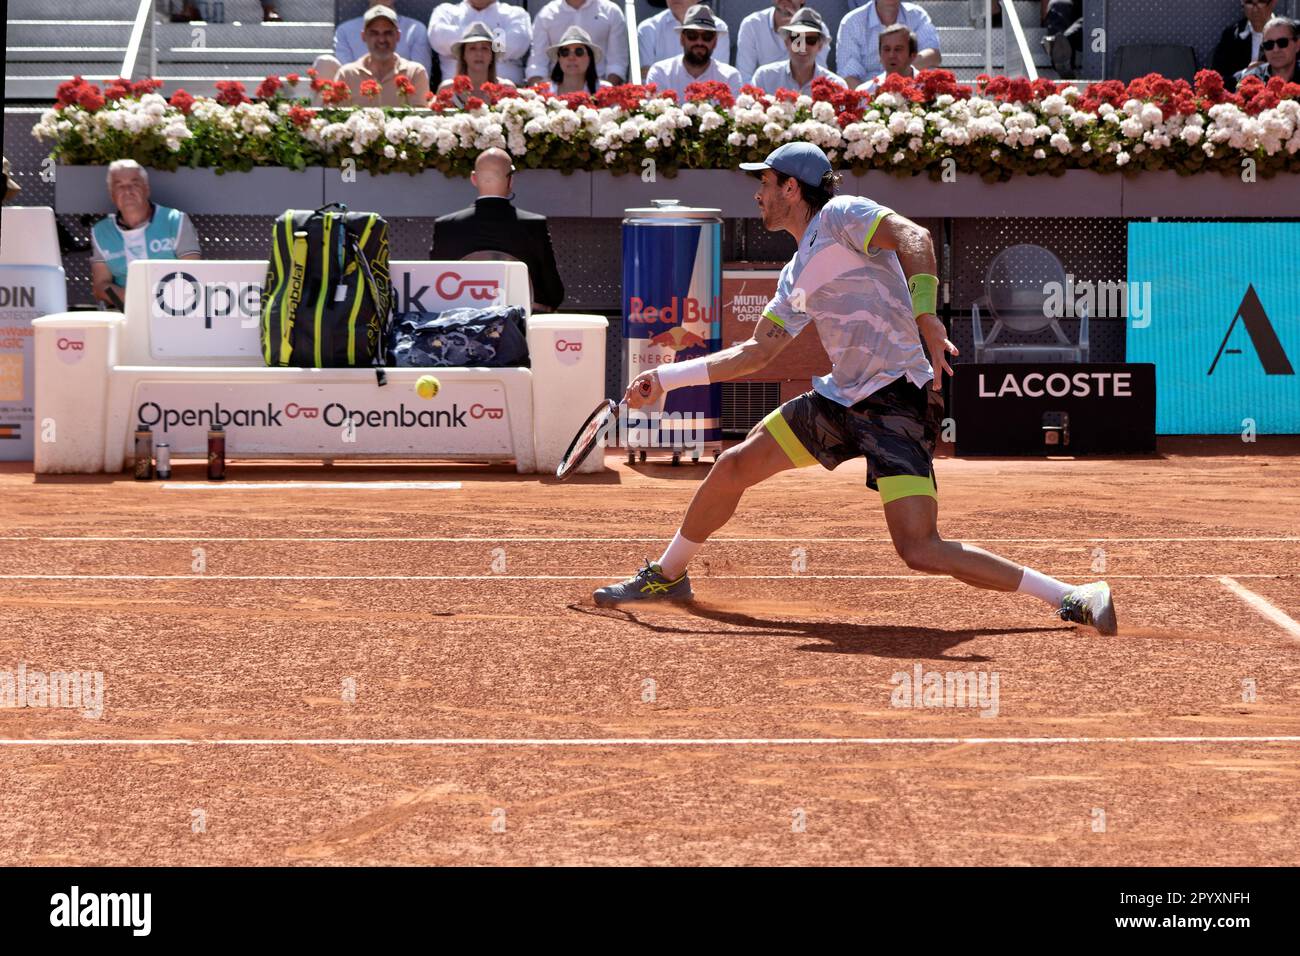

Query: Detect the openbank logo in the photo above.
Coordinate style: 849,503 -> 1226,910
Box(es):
554,332 -> 583,366
153,271 -> 262,327
434,271 -> 501,302
56,334 -> 86,365
1209,285 -> 1294,376
137,401 -> 496,432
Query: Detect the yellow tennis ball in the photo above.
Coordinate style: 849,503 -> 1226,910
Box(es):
415,375 -> 440,400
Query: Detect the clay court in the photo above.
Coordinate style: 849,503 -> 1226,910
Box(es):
1,437 -> 1298,866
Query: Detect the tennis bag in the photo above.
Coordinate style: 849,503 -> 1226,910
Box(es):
386,307 -> 530,368
261,203 -> 392,370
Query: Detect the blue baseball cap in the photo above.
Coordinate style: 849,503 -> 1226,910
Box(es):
739,142 -> 832,187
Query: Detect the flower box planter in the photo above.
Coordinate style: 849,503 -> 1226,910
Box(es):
1119,170 -> 1300,217
321,169 -> 591,217
54,165 -> 326,215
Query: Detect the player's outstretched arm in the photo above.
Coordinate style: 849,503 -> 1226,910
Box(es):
625,319 -> 792,408
871,214 -> 959,391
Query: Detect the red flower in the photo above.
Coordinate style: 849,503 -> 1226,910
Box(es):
76,86 -> 105,111
54,76 -> 93,109
594,83 -> 654,110
169,88 -> 195,115
452,74 -> 473,93
320,80 -> 352,106
104,77 -> 134,101
774,87 -> 800,103
285,73 -> 300,86
359,78 -> 382,100
480,80 -> 518,103
558,91 -> 594,109
287,105 -> 316,128
256,74 -> 282,100
395,74 -> 416,96
684,79 -> 734,107
739,83 -> 768,99
1194,68 -> 1227,101
214,80 -> 249,106
918,68 -> 969,100
131,78 -> 163,97
465,95 -> 485,110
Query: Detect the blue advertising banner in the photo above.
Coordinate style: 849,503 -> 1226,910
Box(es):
1127,223 -> 1299,435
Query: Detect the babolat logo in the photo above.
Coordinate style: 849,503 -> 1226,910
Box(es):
153,271 -> 262,328
1209,285 -> 1294,376
138,401 -> 284,432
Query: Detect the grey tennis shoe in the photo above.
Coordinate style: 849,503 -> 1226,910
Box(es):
593,560 -> 694,607
1058,581 -> 1118,636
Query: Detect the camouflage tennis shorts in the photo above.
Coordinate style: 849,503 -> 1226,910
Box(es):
762,376 -> 945,501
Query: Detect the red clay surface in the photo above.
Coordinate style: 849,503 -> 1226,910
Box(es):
0,437 -> 1297,865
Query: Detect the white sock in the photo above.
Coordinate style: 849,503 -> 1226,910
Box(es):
657,531 -> 703,579
1016,567 -> 1074,608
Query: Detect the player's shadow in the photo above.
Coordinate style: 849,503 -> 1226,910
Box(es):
569,602 -> 1066,662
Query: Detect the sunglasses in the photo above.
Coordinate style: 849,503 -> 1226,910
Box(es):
1262,37 -> 1293,50
682,30 -> 714,41
788,32 -> 823,46
557,46 -> 589,57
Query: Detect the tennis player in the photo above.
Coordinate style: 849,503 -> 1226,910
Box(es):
594,142 -> 1117,635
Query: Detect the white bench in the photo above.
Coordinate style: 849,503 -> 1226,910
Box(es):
33,258 -> 606,475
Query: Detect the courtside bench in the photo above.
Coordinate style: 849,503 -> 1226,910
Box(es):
33,258 -> 606,475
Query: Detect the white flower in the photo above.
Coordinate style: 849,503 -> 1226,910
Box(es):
1033,148 -> 1046,159
1116,150 -> 1130,165
383,144 -> 396,159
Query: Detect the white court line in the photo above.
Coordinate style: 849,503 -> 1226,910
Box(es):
0,572 -> 1288,581
1,535 -> 1298,543
0,736 -> 1298,747
158,481 -> 462,491
1218,576 -> 1300,640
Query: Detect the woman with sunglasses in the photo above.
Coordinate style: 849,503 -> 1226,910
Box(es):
548,25 -> 612,95
1234,16 -> 1300,86
438,20 -> 517,106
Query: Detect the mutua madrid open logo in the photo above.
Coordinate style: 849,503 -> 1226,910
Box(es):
1208,285 -> 1294,376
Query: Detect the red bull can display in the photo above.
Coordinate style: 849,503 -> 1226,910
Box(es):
622,200 -> 722,460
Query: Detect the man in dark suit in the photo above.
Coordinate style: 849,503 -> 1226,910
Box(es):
1213,0 -> 1279,90
429,149 -> 566,312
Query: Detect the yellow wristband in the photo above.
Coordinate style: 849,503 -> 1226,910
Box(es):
909,273 -> 939,318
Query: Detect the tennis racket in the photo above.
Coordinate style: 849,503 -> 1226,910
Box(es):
555,380 -> 652,480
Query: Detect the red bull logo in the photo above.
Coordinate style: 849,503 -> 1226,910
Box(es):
627,296 -> 714,325
649,329 -> 709,352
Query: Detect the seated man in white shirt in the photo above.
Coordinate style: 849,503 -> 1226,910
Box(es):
638,0 -> 729,76
855,23 -> 919,93
751,8 -> 845,95
428,0 -> 533,85
525,0 -> 629,85
837,0 -> 939,88
736,0 -> 829,84
644,4 -> 743,97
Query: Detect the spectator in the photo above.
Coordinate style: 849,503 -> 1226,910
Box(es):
438,21 -> 519,104
1235,15 -> 1300,85
429,0 -> 533,86
526,0 -> 629,85
639,0 -> 730,75
331,2 -> 435,85
736,0 -> 830,84
2,158 -> 19,203
751,8 -> 844,95
429,149 -> 565,313
336,6 -> 432,107
836,0 -> 940,88
855,23 -> 918,93
644,5 -> 743,97
1214,0 -> 1280,90
90,160 -> 200,309
1041,0 -> 1083,79
171,2 -> 282,22
547,26 -> 613,94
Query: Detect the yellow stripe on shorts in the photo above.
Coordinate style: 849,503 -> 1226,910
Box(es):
878,474 -> 938,503
762,408 -> 817,468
